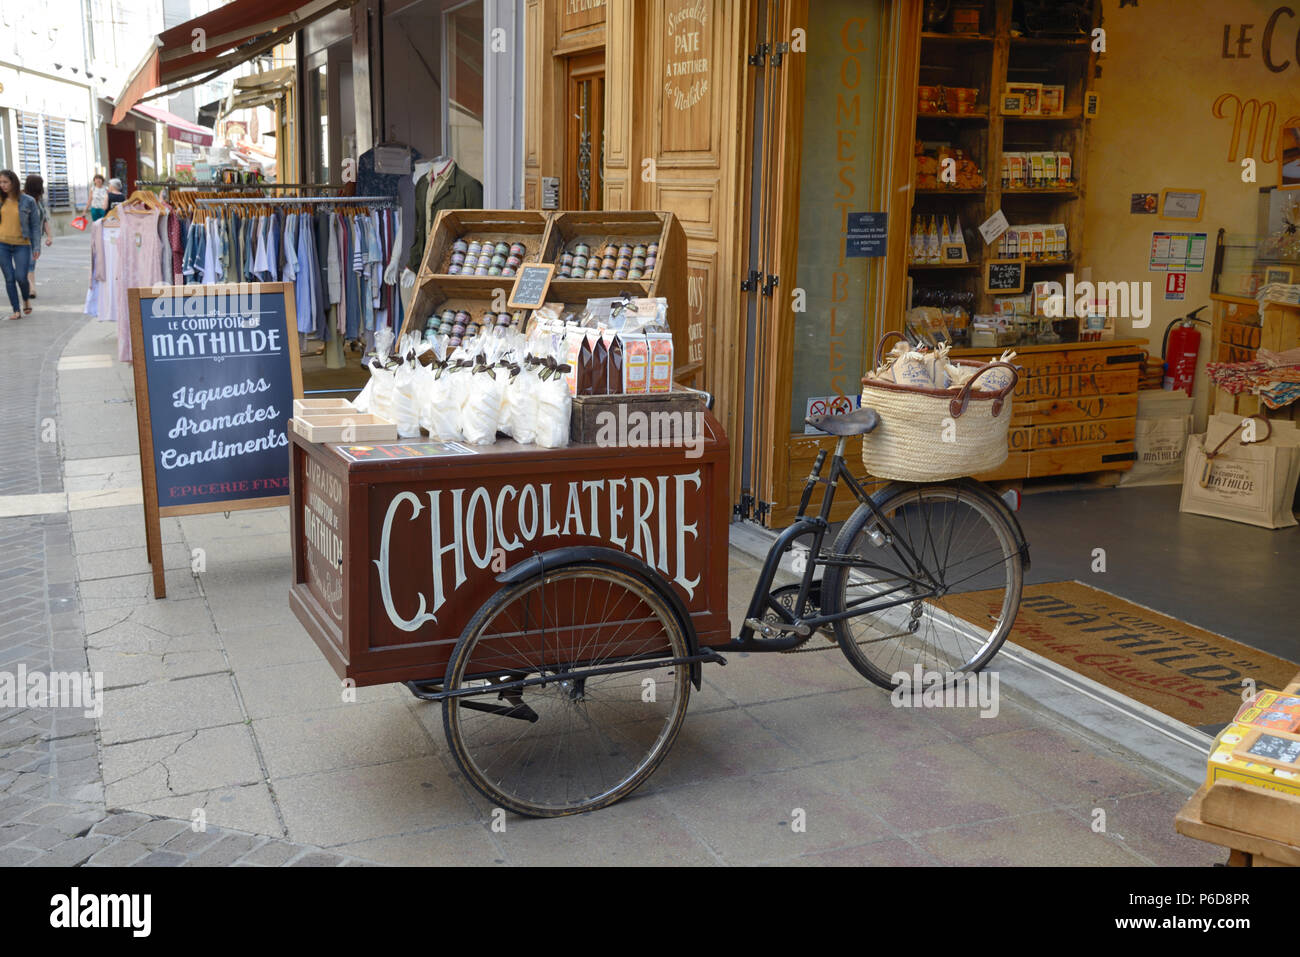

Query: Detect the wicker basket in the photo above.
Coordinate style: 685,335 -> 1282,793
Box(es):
860,332 -> 1020,482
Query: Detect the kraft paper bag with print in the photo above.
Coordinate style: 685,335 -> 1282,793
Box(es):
1179,414 -> 1300,529
1119,392 -> 1195,487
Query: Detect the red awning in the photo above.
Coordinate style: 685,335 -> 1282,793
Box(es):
132,104 -> 215,147
111,0 -> 354,125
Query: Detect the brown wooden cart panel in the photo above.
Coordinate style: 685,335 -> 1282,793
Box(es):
290,412 -> 732,686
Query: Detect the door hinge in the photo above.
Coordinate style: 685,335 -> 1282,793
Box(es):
754,500 -> 773,525
762,273 -> 779,296
771,42 -> 790,67
740,268 -> 761,292
734,492 -> 755,521
748,42 -> 769,67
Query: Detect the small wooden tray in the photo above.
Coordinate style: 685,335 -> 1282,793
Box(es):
294,398 -> 354,417
292,413 -> 397,443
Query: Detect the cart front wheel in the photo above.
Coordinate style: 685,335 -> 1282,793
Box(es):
443,562 -> 691,818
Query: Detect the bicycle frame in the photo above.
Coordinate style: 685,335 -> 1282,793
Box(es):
727,435 -> 940,653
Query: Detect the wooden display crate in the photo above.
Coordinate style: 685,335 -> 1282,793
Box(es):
570,386 -> 706,445
408,210 -> 696,387
418,209 -> 552,281
402,278 -> 526,342
954,339 -> 1143,481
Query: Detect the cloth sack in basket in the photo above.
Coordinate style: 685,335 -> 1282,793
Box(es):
859,334 -> 1018,482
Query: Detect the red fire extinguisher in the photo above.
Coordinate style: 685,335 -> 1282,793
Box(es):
1161,305 -> 1210,396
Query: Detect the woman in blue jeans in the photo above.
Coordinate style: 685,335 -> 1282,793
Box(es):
0,170 -> 41,320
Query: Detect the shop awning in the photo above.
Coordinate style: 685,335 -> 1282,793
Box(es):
111,0 -> 354,125
198,67 -> 296,126
132,104 -> 215,147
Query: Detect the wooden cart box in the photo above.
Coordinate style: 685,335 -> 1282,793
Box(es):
289,412 -> 732,686
569,386 -> 705,445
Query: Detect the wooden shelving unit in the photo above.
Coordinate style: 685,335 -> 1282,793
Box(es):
909,2 -> 1138,487
907,0 -> 1098,317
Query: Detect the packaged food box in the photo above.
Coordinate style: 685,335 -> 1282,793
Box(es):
1057,151 -> 1072,184
622,334 -> 649,394
647,332 -> 674,394
1206,722 -> 1300,797
1235,690 -> 1300,734
1043,152 -> 1058,185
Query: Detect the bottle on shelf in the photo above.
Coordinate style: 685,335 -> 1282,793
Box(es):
926,215 -> 941,263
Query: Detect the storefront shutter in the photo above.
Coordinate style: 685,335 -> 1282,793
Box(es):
16,112 -> 41,184
42,117 -> 70,210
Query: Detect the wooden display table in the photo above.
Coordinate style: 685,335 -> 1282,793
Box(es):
289,414 -> 732,687
1176,782 -> 1300,867
952,338 -> 1144,481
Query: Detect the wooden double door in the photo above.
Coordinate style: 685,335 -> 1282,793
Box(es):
565,52 -> 605,211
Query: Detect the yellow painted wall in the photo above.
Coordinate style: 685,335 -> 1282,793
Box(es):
1083,0 -> 1300,423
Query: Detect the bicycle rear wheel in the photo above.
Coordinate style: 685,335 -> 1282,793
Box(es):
443,562 -> 690,817
821,481 -> 1024,689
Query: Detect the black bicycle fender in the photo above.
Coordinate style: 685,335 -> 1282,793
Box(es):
497,547 -> 705,688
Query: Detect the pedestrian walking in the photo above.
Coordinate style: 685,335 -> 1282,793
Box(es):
0,169 -> 41,320
84,174 -> 110,222
106,178 -> 126,211
23,174 -> 54,299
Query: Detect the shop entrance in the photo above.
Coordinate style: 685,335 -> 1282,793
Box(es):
106,127 -> 139,192
564,52 -> 605,211
740,0 -> 899,527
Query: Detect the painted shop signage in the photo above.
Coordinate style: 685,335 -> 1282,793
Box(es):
373,472 -> 706,632
664,0 -> 710,112
1213,8 -> 1300,164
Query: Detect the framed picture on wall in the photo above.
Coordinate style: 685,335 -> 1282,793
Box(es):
1159,189 -> 1206,222
1264,266 -> 1295,285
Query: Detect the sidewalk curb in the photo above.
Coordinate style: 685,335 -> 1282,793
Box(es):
727,519 -> 1207,791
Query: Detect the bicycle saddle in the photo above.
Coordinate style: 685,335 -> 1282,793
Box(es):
804,406 -> 880,436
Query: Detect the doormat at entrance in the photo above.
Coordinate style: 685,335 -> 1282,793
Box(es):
941,581 -> 1299,728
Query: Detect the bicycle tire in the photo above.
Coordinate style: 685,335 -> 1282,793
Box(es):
443,562 -> 691,818
821,480 -> 1024,689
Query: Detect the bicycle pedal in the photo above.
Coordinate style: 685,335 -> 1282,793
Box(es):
745,617 -> 812,639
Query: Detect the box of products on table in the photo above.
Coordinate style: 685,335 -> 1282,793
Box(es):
350,296 -> 690,450
1205,684 -> 1300,799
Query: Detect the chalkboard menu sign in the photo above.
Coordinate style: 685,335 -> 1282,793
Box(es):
1244,732 -> 1300,766
985,259 -> 1026,293
507,263 -> 555,310
128,283 -> 302,597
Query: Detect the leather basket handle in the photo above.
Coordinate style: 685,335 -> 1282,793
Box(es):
873,330 -> 910,369
949,361 -> 1021,418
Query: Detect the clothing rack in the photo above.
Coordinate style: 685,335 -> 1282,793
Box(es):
194,195 -> 397,206
135,181 -> 350,190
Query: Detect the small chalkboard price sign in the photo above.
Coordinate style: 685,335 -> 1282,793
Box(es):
507,263 -> 555,310
1236,729 -> 1300,771
985,259 -> 1027,294
128,283 -> 303,598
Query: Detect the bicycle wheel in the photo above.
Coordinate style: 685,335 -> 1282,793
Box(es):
821,480 -> 1024,689
443,562 -> 691,817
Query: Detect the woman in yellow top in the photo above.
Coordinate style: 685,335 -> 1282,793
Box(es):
0,169 -> 42,320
